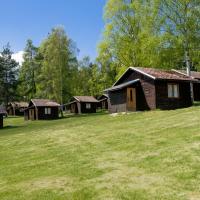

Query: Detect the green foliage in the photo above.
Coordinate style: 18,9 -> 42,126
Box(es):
97,0 -> 200,80
18,39 -> 39,100
76,56 -> 104,97
0,44 -> 19,105
37,27 -> 78,104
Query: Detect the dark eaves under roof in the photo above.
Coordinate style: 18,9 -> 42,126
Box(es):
104,79 -> 140,92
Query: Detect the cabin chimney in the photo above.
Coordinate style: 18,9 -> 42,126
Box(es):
185,50 -> 194,102
186,51 -> 191,76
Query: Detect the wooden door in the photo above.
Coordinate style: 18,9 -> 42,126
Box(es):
29,109 -> 35,120
127,88 -> 136,111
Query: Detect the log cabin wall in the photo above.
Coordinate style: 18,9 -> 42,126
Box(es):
80,102 -> 97,113
193,83 -> 200,101
108,89 -> 127,113
155,81 -> 192,109
37,107 -> 59,120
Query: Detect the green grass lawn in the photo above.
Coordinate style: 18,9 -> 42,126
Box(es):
1,107 -> 200,200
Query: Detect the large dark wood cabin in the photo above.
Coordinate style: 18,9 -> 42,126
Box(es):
65,96 -> 99,114
0,106 -> 7,129
24,99 -> 60,120
105,67 -> 196,113
98,94 -> 108,110
7,102 -> 28,116
173,70 -> 200,101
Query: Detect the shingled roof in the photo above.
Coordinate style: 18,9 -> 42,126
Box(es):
113,67 -> 197,86
31,99 -> 60,107
173,70 -> 200,80
73,96 -> 99,103
10,102 -> 28,108
133,67 -> 195,81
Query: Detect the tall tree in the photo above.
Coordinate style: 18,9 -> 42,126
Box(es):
0,44 -> 19,105
37,27 -> 78,103
159,0 -> 200,70
18,39 -> 38,100
97,0 -> 200,82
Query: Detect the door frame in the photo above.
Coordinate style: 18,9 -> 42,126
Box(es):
127,87 -> 136,111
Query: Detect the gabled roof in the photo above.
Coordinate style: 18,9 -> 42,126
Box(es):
114,67 -> 196,86
73,96 -> 99,103
9,102 -> 28,108
104,79 -> 140,92
98,94 -> 108,100
172,69 -> 200,80
0,106 -> 7,114
31,99 -> 60,107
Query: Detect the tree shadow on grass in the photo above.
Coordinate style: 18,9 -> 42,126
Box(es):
193,102 -> 200,107
2,125 -> 20,130
62,111 -> 109,119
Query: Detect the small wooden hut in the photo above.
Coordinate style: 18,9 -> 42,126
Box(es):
0,106 -> 7,129
7,102 -> 28,116
98,94 -> 108,110
24,99 -> 60,120
65,96 -> 99,114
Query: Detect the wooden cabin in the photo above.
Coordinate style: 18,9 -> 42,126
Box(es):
105,67 -> 196,113
98,94 -> 108,110
24,99 -> 60,120
65,96 -> 99,114
7,102 -> 28,116
0,106 -> 7,129
173,70 -> 200,101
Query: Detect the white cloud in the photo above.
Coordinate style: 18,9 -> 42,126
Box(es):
12,51 -> 24,66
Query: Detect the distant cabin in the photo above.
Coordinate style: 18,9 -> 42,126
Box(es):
173,70 -> 200,101
24,99 -> 60,120
7,102 -> 28,116
65,96 -> 99,114
104,67 -> 196,113
0,106 -> 7,129
98,94 -> 108,110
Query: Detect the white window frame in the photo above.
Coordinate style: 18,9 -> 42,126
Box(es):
45,108 -> 51,115
86,103 -> 91,109
168,84 -> 179,98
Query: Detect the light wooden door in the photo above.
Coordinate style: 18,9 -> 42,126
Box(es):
127,88 -> 136,111
29,109 -> 35,120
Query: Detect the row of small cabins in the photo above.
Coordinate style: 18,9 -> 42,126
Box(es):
1,67 -> 200,128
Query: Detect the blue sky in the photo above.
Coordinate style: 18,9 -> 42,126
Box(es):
0,0 -> 106,61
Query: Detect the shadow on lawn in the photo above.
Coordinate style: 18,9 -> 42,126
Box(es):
62,111 -> 109,119
193,102 -> 200,107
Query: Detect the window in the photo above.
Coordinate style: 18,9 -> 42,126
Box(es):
45,108 -> 51,115
168,84 -> 179,98
86,103 -> 91,109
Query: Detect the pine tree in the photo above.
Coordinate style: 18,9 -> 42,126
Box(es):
18,39 -> 38,100
0,44 -> 19,105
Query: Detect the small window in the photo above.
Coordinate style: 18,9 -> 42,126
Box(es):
45,108 -> 51,115
168,84 -> 179,98
86,103 -> 91,109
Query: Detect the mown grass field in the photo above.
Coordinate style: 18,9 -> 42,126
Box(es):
0,107 -> 200,200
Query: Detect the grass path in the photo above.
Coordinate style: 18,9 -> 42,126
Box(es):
0,107 -> 200,199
